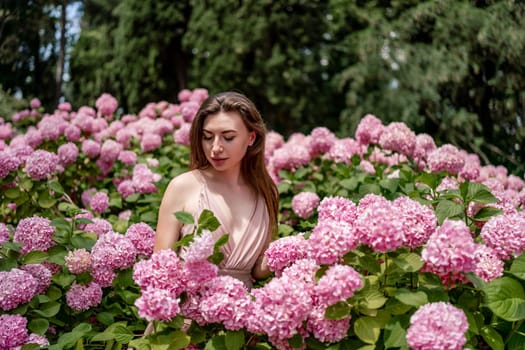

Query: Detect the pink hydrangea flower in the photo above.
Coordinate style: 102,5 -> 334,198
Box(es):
265,235 -> 309,275
393,196 -> 437,248
100,139 -> 123,163
125,222 -> 155,258
0,268 -> 38,310
355,114 -> 384,146
306,306 -> 351,343
427,144 -> 465,175
406,302 -> 468,350
58,102 -> 72,112
133,249 -> 185,295
413,133 -> 436,161
117,179 -> 136,198
181,101 -> 200,123
291,191 -> 320,219
317,196 -> 357,224
24,149 -> 58,180
65,248 -> 92,274
307,127 -> 337,156
135,287 -> 180,322
0,149 -> 22,178
91,231 -> 137,271
0,223 -> 10,244
64,124 -> 81,142
265,130 -> 285,161
118,150 -> 137,166
66,282 -> 103,311
81,139 -> 101,158
30,98 -> 41,109
178,89 -> 192,102
182,261 -> 219,293
474,244 -> 504,283
269,144 -> 311,174
314,264 -> 362,307
90,191 -> 109,214
189,88 -> 209,103
180,230 -> 216,263
324,137 -> 362,164
378,122 -> 417,158
308,220 -> 359,265
92,268 -> 117,288
140,133 -> 162,152
21,263 -> 52,295
0,314 -> 29,349
83,218 -> 112,236
13,216 -> 56,254
174,122 -> 191,145
96,93 -> 118,116
480,213 -> 525,260
57,142 -> 79,166
132,163 -> 160,194
25,333 -> 50,348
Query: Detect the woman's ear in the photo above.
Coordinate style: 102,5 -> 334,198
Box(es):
249,131 -> 256,146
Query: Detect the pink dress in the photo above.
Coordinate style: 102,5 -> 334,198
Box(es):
181,170 -> 270,289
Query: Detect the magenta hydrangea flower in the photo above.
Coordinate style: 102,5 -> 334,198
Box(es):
480,213 -> 525,260
91,231 -> 137,271
181,101 -> 200,123
406,302 -> 468,350
135,287 -> 181,322
81,139 -> 101,158
65,248 -> 92,274
64,124 -> 81,142
306,306 -> 351,343
66,282 -> 103,311
90,191 -> 109,214
307,127 -> 337,156
174,122 -> 191,145
427,144 -> 465,175
83,218 -> 113,236
99,139 -> 123,163
24,149 -> 58,180
21,263 -> 52,295
0,223 -> 10,244
0,268 -> 38,310
265,235 -> 309,275
0,149 -> 22,178
393,196 -> 437,248
314,264 -> 363,307
355,114 -> 384,146
180,230 -> 216,263
474,244 -> 504,283
133,249 -> 185,295
421,220 -> 478,285
291,191 -> 320,219
378,122 -> 417,158
57,142 -> 79,166
125,222 -> 155,258
96,93 -> 118,116
92,268 -> 117,288
118,150 -> 137,166
13,216 -> 56,254
182,261 -> 219,293
117,179 -> 136,198
199,276 -> 252,330
317,196 -> 357,224
0,314 -> 29,349
308,220 -> 359,265
26,333 -> 50,348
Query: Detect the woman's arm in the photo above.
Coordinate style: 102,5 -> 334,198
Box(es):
252,227 -> 272,279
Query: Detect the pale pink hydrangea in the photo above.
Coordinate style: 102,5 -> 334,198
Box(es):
474,244 -> 504,283
378,122 -> 417,158
13,216 -> 56,254
0,123 -> 12,140
0,314 -> 29,349
65,248 -> 92,274
324,137 -> 362,164
0,223 -> 10,244
135,287 -> 180,322
24,149 -> 58,180
133,249 -> 185,295
178,89 -> 192,102
96,93 -> 118,116
140,133 -> 162,152
280,258 -> 319,285
57,142 -> 79,166
458,152 -> 481,181
118,150 -> 137,165
394,196 -> 437,248
406,302 -> 468,350
307,127 -> 337,156
480,213 -> 525,260
0,149 -> 22,178
37,116 -> 65,141
174,122 -> 191,145
83,218 -> 112,236
124,222 -> 155,258
306,306 -> 351,343
307,219 -> 359,265
66,282 -> 103,311
314,264 -> 362,307
0,268 -> 38,310
265,130 -> 285,161
81,188 -> 97,207
100,139 -> 123,163
117,180 -> 136,198
199,276 -> 252,330
421,220 -> 478,285
270,144 -> 311,174
132,163 -> 160,194
359,159 -> 376,174
115,128 -> 137,147
265,235 -> 309,275
189,88 -> 209,103
91,231 -> 137,271
181,101 -> 200,123
81,139 -> 101,158
30,98 -> 41,109
291,191 -> 320,219
506,174 -> 525,192
90,191 -> 109,214
412,133 -> 436,162
355,114 -> 384,146
118,209 -> 132,221
21,263 -> 52,295
317,196 -> 357,224
180,230 -> 216,263
58,102 -> 72,112
427,144 -> 465,175
436,176 -> 459,192
92,268 -> 117,288
24,333 -> 50,348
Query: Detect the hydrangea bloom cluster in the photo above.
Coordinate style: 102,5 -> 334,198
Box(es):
406,302 -> 468,350
24,149 -> 59,180
480,213 -> 525,260
125,222 -> 155,258
95,93 -> 118,116
474,244 -> 504,283
378,121 -> 417,158
324,137 -> 362,164
307,127 -> 337,156
91,231 -> 137,272
313,264 -> 363,307
21,263 -> 52,295
64,248 -> 92,274
306,306 -> 351,343
57,142 -> 79,166
355,114 -> 384,146
13,216 -> 56,254
426,144 -> 465,175
66,282 -> 103,311
0,268 -> 37,310
82,218 -> 112,236
0,223 -> 10,244
89,191 -> 110,214
135,287 -> 181,322
0,314 -> 29,349
291,191 -> 320,219
308,219 -> 358,264
265,234 -> 309,275
180,230 -> 216,263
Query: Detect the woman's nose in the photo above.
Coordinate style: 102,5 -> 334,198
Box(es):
212,139 -> 223,153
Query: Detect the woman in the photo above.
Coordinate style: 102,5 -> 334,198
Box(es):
154,91 -> 279,288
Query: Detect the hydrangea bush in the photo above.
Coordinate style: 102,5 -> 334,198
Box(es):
1,89 -> 525,349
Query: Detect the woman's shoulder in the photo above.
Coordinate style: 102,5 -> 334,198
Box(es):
167,169 -> 203,190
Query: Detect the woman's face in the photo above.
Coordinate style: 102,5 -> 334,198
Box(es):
202,111 -> 255,172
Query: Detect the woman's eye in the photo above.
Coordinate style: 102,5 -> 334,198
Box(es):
224,137 -> 234,142
203,135 -> 213,141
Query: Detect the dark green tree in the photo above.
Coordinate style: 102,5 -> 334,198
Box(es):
330,0 -> 525,174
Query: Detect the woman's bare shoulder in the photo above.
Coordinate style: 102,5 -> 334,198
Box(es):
166,169 -> 203,193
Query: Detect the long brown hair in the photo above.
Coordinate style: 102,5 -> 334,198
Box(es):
189,91 -> 279,236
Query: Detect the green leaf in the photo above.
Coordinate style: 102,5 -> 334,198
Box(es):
483,277 -> 525,321
28,318 -> 49,335
198,209 -> 220,232
33,301 -> 61,317
224,330 -> 245,350
466,182 -> 498,204
393,252 -> 424,272
20,345 -> 40,350
359,183 -> 381,196
52,272 -> 76,288
415,173 -> 439,190
204,334 -> 226,350
325,301 -> 351,320
354,317 -> 382,345
394,289 -> 428,307
435,199 -> 464,224
287,332 -> 303,349
4,187 -> 21,199
48,180 -> 65,194
128,338 -> 151,350
150,331 -> 191,350
363,290 -> 388,310
38,191 -> 57,208
113,325 -> 134,344
96,312 -> 115,326
174,211 -> 194,225
480,325 -> 505,350
57,323 -> 91,348
22,250 -> 48,264
339,178 -> 359,191
173,233 -> 194,248
379,178 -> 399,193
510,253 -> 525,280
472,206 -> 503,221
45,285 -> 62,301
384,318 -> 408,349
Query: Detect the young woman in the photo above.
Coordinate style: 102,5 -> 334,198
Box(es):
154,91 -> 279,288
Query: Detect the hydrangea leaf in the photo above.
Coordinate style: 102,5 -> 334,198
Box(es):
354,316 -> 382,344
483,277 -> 525,321
174,211 -> 194,225
480,325 -> 504,350
198,209 -> 220,232
394,289 -> 428,307
509,253 -> 525,281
